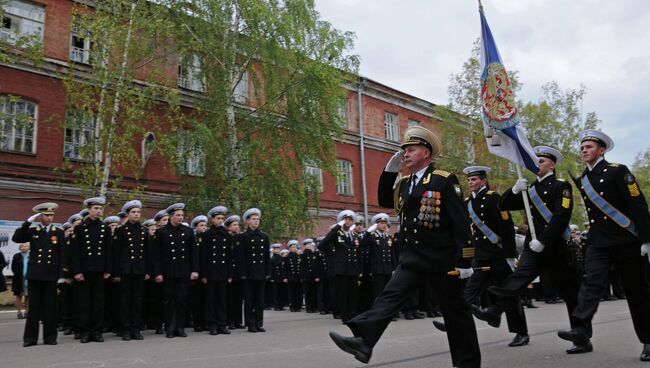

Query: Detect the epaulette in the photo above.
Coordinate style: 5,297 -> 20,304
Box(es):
464,196 -> 469,201
486,190 -> 495,195
432,169 -> 450,178
609,163 -> 620,167
556,178 -> 565,182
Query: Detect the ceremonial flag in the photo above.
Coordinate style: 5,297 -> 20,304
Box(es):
479,4 -> 539,174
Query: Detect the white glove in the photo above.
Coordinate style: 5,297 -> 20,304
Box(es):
456,268 -> 474,279
512,178 -> 529,195
384,151 -> 403,173
529,239 -> 545,253
367,224 -> 378,233
337,219 -> 346,227
27,214 -> 40,223
641,243 -> 650,263
349,224 -> 356,233
505,258 -> 516,271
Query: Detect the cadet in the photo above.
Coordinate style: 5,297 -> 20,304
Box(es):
201,206 -> 231,335
300,239 -> 320,313
284,240 -> 303,312
143,212 -> 166,334
557,130 -> 650,361
190,215 -> 208,332
241,208 -> 271,333
225,215 -> 245,330
103,215 -> 121,336
362,213 -> 395,302
13,203 -> 65,347
329,126 -> 481,367
269,243 -> 285,310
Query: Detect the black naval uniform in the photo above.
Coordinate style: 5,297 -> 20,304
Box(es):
300,248 -> 321,313
319,226 -> 361,323
284,251 -> 302,311
71,217 -> 112,341
201,225 -> 231,333
346,164 -> 481,368
228,233 -> 245,329
114,220 -> 148,338
464,187 -> 528,336
361,230 -> 396,300
153,222 -> 199,336
315,248 -> 331,314
241,228 -> 271,331
12,222 -> 65,345
189,231 -> 206,331
496,173 -> 589,334
145,230 -> 164,333
570,160 -> 650,343
270,251 -> 285,310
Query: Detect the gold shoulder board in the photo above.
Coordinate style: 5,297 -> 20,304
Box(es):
487,190 -> 495,195
432,169 -> 450,178
609,163 -> 620,167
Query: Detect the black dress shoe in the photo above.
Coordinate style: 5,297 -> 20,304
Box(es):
23,341 -> 37,347
94,335 -> 104,343
194,327 -> 204,332
166,332 -> 174,338
566,341 -> 593,354
508,334 -> 530,347
44,340 -> 57,345
470,305 -> 501,328
329,331 -> 372,364
63,329 -> 73,335
256,327 -> 266,333
131,333 -> 143,340
413,312 -> 425,319
248,327 -> 258,333
404,313 -> 414,320
218,327 -> 231,335
432,320 -> 446,332
155,328 -> 164,335
426,311 -> 435,318
557,327 -> 589,344
80,336 -> 91,343
74,333 -> 81,340
640,344 -> 650,361
176,330 -> 187,337
122,334 -> 131,341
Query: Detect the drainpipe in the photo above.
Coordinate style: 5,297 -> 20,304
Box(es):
357,78 -> 369,227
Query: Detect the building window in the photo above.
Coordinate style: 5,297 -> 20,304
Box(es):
408,119 -> 420,127
338,99 -> 348,127
70,19 -> 92,64
304,162 -> 323,192
178,55 -> 205,92
0,96 -> 36,154
384,111 -> 399,142
64,110 -> 97,160
1,0 -> 44,44
463,136 -> 475,163
335,159 -> 353,195
233,70 -> 248,104
178,134 -> 205,177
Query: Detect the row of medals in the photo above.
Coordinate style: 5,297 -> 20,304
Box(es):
418,191 -> 441,228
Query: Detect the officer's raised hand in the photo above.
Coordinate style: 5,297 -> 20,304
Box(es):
641,243 -> 650,263
384,151 -> 403,173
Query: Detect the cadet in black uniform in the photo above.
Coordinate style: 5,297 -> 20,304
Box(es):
114,200 -> 148,341
144,211 -> 168,334
190,215 -> 208,332
269,243 -> 285,310
557,130 -> 650,361
300,239 -> 320,313
284,240 -> 302,312
240,208 -> 271,333
152,203 -> 199,338
478,146 -> 592,354
314,240 -> 331,315
201,206 -> 231,335
225,215 -> 245,330
13,203 -> 65,347
361,213 -> 395,301
71,197 -> 112,343
329,126 -> 481,367
103,215 -> 121,336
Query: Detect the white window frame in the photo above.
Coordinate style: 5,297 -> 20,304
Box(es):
63,110 -> 97,161
0,96 -> 37,154
178,55 -> 205,92
408,119 -> 420,127
1,0 -> 44,44
233,70 -> 248,104
178,134 -> 205,177
304,162 -> 324,193
335,159 -> 353,196
69,19 -> 91,64
384,111 -> 399,142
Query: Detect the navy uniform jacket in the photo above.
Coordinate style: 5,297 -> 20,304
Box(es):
314,249 -> 328,279
153,222 -> 199,279
318,225 -> 362,276
270,253 -> 285,282
378,164 -> 473,272
200,225 -> 231,281
466,188 -> 517,260
500,173 -> 572,249
283,252 -> 301,282
12,222 -> 65,281
71,218 -> 111,274
229,233 -> 245,280
362,231 -> 395,275
241,228 -> 271,280
114,221 -> 148,276
577,160 -> 650,247
300,249 -> 320,281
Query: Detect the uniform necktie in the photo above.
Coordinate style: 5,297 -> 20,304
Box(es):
409,174 -> 416,194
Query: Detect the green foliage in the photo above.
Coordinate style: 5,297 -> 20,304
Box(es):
632,148 -> 650,199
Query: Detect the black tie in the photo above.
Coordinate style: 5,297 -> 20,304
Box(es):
409,175 -> 416,194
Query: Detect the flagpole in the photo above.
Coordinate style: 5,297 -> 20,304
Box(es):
515,164 -> 537,240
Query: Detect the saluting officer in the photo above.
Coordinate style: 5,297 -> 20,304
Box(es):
329,126 -> 481,367
361,213 -> 395,302
153,203 -> 199,338
284,240 -> 303,312
557,130 -> 650,361
13,203 -> 65,347
300,239 -> 320,313
71,197 -> 112,343
114,200 -> 148,341
241,208 -> 271,333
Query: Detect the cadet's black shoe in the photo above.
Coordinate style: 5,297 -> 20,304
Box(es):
165,332 -> 174,338
248,327 -> 258,333
557,327 -> 590,345
74,332 -> 81,340
132,333 -> 143,340
640,344 -> 650,361
63,329 -> 73,335
488,285 -> 519,298
234,324 -> 244,329
566,341 -> 593,354
470,305 -> 501,328
508,334 -> 530,347
176,330 -> 187,337
432,320 -> 446,332
218,327 -> 231,335
122,334 -> 131,341
155,328 -> 164,335
209,329 -> 219,335
404,313 -> 414,320
80,335 -> 91,343
23,341 -> 37,347
44,340 -> 57,345
256,327 -> 266,333
94,335 -> 104,343
319,311 -> 328,315
413,312 -> 425,319
329,331 -> 372,364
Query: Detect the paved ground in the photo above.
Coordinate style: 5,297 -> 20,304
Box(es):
0,299 -> 647,368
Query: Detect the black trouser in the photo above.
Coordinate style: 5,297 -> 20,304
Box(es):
464,258 -> 528,335
190,281 -> 205,329
357,274 -> 374,313
77,272 -> 105,337
144,280 -> 164,330
227,280 -> 244,327
244,279 -> 265,329
104,279 -> 120,333
271,281 -> 284,309
371,274 -> 391,301
23,280 -> 57,344
119,274 -> 144,335
327,277 -> 338,313
610,264 -> 626,298
264,281 -> 273,308
335,275 -> 358,322
288,281 -> 302,310
347,265 -> 481,368
317,279 -> 327,312
302,281 -> 318,311
205,280 -> 228,329
572,242 -> 650,343
163,278 -> 189,333
59,282 -> 74,330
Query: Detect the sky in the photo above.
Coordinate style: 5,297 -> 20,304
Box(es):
314,0 -> 650,165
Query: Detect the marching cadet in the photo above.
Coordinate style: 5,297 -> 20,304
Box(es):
475,146 -> 591,354
103,215 -> 121,336
189,215 -> 208,332
435,166 -> 529,347
12,203 -> 65,347
329,126 -> 481,367
225,215 -> 245,330
143,219 -> 156,236
201,206 -> 231,336
144,212 -> 166,334
241,208 -> 271,333
114,200 -> 148,341
284,240 -> 302,312
71,197 -> 112,343
153,203 -> 199,338
319,210 -> 362,324
557,130 -> 650,361
300,239 -> 320,313
362,213 -> 395,302
269,243 -> 285,310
